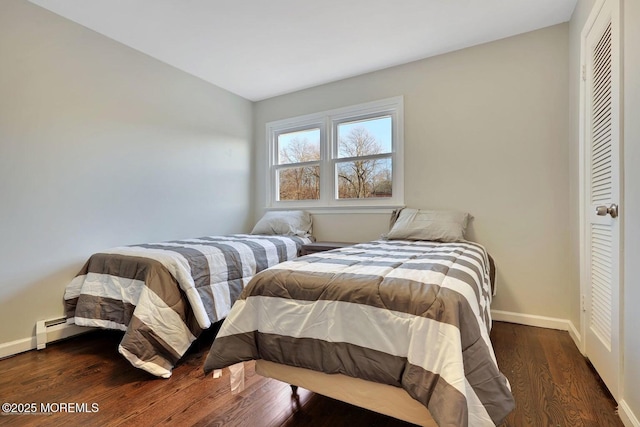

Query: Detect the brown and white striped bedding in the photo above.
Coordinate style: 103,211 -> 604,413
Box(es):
64,234 -> 312,378
204,240 -> 515,426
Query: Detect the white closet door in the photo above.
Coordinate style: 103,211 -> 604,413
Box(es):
582,0 -> 621,400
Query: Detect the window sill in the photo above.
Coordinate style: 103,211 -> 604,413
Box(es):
265,205 -> 404,215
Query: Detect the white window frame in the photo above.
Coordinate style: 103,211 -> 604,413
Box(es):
266,96 -> 404,210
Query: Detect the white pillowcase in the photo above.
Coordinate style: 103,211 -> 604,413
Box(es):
250,210 -> 313,236
386,208 -> 470,242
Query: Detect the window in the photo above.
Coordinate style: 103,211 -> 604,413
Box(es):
276,127 -> 321,201
267,97 -> 403,209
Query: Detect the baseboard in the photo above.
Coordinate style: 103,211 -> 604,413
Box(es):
0,322 -> 92,359
0,336 -> 34,359
491,310 -> 586,356
619,400 -> 640,427
567,320 -> 583,353
491,309 -> 572,330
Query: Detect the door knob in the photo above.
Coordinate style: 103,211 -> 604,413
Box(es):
596,204 -> 619,218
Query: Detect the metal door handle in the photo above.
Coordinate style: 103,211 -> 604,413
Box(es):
596,204 -> 619,218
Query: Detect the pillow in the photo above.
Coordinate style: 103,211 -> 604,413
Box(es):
385,208 -> 470,242
250,210 -> 313,236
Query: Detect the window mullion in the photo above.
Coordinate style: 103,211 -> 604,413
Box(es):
320,117 -> 332,205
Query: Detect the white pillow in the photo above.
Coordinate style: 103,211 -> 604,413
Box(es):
250,210 -> 313,236
386,208 -> 470,242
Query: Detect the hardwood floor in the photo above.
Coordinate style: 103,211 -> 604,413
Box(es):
0,322 -> 622,427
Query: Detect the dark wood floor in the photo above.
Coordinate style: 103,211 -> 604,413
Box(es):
0,322 -> 622,427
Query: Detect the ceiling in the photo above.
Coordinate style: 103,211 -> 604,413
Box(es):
29,0 -> 577,101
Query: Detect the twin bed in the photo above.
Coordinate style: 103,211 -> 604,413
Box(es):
204,239 -> 513,426
64,209 -> 514,426
64,234 -> 312,378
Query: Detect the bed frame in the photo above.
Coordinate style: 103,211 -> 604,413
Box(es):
255,360 -> 437,427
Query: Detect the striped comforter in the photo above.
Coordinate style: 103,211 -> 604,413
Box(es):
204,240 -> 514,426
64,234 -> 312,378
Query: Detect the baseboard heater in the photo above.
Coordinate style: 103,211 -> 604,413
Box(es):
35,317 -> 92,350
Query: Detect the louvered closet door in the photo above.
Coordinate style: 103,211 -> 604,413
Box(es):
583,0 -> 621,400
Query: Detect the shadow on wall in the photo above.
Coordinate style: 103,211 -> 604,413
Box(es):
464,218 -> 476,243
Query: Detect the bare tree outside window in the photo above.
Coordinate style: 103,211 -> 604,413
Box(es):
337,126 -> 393,199
278,136 -> 320,200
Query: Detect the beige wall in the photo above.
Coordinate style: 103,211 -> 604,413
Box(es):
254,24 -> 571,319
0,0 -> 253,345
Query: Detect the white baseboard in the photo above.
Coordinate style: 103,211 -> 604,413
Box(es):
492,309 -> 572,330
0,322 -> 92,359
620,400 -> 640,427
567,319 -> 583,353
491,310 -> 582,350
0,336 -> 34,359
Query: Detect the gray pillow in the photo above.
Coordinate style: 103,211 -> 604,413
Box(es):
250,210 -> 313,236
386,208 -> 470,242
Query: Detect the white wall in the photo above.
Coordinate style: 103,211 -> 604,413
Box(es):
0,0 -> 253,346
254,24 -> 571,320
621,0 -> 640,422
